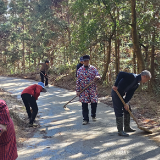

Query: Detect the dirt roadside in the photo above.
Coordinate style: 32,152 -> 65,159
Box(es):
0,88 -> 38,148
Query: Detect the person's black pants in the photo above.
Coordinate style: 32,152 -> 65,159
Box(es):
40,71 -> 48,86
111,89 -> 130,117
21,93 -> 38,124
82,103 -> 97,122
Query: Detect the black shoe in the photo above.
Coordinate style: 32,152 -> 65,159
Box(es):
28,123 -> 38,127
118,131 -> 129,137
28,123 -> 33,127
124,127 -> 136,132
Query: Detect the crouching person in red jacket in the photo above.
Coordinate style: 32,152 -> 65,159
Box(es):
21,82 -> 47,127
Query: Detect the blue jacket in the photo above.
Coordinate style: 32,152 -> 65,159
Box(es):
114,72 -> 141,103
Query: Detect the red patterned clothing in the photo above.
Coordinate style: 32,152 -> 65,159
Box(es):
76,65 -> 100,103
0,100 -> 18,160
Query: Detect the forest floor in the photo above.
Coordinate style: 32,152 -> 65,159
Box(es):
6,71 -> 160,143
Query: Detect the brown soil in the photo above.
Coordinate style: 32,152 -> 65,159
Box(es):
0,88 -> 38,148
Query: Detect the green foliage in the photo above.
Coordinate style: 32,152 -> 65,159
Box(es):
0,0 -> 159,95
0,1 -> 7,15
53,62 -> 77,75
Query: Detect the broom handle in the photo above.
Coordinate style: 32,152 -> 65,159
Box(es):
115,90 -> 139,126
63,80 -> 95,108
40,71 -> 49,78
79,80 -> 95,94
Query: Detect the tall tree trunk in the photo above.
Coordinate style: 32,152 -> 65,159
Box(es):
117,39 -> 120,72
4,39 -> 7,69
117,8 -> 120,76
22,1 -> 25,74
14,62 -> 16,73
34,58 -> 36,66
22,35 -> 25,73
150,28 -> 155,88
90,46 -> 92,65
133,50 -> 136,73
17,62 -> 19,70
50,57 -> 53,66
66,1 -> 71,47
115,36 -> 119,76
115,7 -> 119,76
102,38 -> 111,81
29,47 -> 31,68
62,35 -> 66,64
103,42 -> 106,70
38,58 -> 40,64
3,55 -> 6,65
131,0 -> 145,73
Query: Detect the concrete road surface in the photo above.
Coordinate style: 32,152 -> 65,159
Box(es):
0,76 -> 160,160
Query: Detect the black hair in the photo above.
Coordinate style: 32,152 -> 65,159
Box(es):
83,55 -> 90,60
45,60 -> 49,63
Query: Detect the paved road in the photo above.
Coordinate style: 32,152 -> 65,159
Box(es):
0,76 -> 160,160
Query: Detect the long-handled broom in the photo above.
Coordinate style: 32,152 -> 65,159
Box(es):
40,71 -> 50,78
115,90 -> 152,134
63,80 -> 95,111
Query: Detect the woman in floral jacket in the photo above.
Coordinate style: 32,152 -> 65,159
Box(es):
76,55 -> 100,125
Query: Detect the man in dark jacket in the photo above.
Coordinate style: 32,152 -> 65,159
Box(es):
38,60 -> 49,87
21,82 -> 47,127
76,57 -> 83,77
112,70 -> 151,136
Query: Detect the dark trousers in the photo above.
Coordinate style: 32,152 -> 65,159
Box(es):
82,103 -> 97,122
40,71 -> 48,86
111,89 -> 130,117
21,93 -> 38,124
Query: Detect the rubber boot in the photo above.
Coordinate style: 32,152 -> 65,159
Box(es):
116,117 -> 129,137
124,113 -> 136,132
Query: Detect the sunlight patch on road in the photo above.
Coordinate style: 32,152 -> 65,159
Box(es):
83,134 -> 100,140
52,142 -> 74,149
18,145 -> 46,156
49,117 -> 77,125
48,123 -> 75,130
55,92 -> 76,98
69,152 -> 83,159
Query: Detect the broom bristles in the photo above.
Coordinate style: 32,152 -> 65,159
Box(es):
138,126 -> 152,134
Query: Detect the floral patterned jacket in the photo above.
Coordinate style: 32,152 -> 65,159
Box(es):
76,65 -> 100,103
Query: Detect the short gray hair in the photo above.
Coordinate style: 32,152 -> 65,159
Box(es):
141,70 -> 152,79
